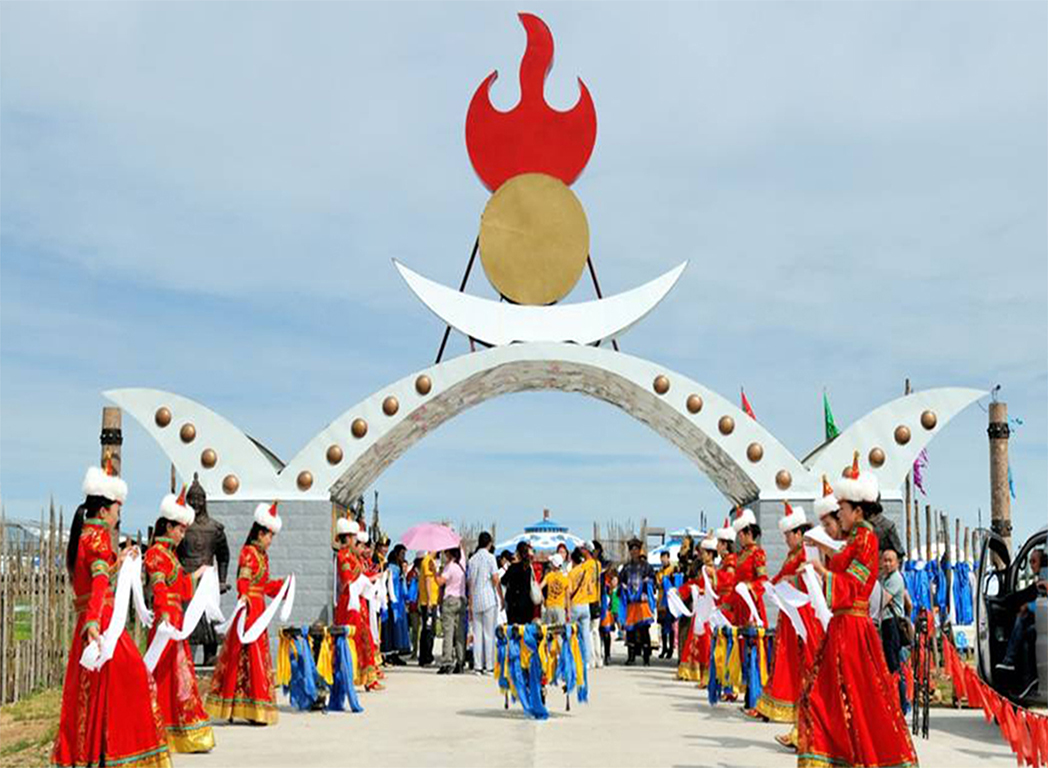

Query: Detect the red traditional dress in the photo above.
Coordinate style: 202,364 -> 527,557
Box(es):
755,545 -> 824,723
677,575 -> 713,684
144,537 -> 215,752
206,542 -> 283,724
715,553 -> 737,625
733,542 -> 768,626
335,547 -> 380,688
797,521 -> 917,768
52,519 -> 171,768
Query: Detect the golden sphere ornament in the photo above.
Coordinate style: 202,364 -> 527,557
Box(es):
222,474 -> 239,495
326,445 -> 344,465
179,423 -> 196,444
686,394 -> 703,414
155,407 -> 172,428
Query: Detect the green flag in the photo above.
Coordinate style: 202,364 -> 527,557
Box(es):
823,391 -> 840,441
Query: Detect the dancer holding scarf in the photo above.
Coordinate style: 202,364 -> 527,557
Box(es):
732,506 -> 768,628
796,454 -> 918,768
754,502 -> 821,724
678,536 -> 718,683
714,520 -> 738,625
334,517 -> 381,690
206,501 -> 287,724
144,487 -> 215,752
52,460 -> 171,768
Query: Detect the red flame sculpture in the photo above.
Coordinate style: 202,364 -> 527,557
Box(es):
465,13 -> 597,192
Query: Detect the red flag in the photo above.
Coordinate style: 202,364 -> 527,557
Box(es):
741,388 -> 756,420
1035,716 -> 1043,766
966,667 -> 984,711
1021,711 -> 1038,768
947,640 -> 968,702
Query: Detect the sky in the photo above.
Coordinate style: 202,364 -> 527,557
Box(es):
2,2 -> 1045,549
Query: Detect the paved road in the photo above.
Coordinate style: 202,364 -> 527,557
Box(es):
192,648 -> 1012,767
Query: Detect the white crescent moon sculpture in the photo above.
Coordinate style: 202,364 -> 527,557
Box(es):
394,259 -> 687,346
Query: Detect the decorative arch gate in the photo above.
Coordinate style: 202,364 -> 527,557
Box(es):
106,343 -> 982,622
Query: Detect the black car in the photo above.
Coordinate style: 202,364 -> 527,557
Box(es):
975,525 -> 1047,704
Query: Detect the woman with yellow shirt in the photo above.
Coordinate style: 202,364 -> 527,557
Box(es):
541,554 -> 570,625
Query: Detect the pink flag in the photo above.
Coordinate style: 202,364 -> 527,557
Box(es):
913,449 -> 929,495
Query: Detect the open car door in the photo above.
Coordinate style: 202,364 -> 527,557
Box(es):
975,530 -> 1011,687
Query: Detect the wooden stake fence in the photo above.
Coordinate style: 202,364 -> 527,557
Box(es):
0,503 -> 75,705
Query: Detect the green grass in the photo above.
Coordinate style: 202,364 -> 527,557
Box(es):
2,687 -> 61,722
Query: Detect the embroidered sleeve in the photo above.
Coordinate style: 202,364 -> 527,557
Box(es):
83,530 -> 113,632
754,548 -> 768,578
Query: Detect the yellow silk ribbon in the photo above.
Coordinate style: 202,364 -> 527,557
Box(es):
714,631 -> 728,683
316,630 -> 334,686
276,633 -> 292,687
727,628 -> 743,689
757,628 -> 768,686
570,627 -> 585,683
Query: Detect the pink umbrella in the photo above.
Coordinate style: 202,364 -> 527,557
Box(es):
400,523 -> 461,553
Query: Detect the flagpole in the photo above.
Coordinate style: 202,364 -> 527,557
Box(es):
904,378 -> 913,559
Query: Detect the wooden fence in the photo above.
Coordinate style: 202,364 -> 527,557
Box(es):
0,504 -> 72,705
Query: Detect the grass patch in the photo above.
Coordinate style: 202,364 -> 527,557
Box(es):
0,687 -> 61,768
3,687 -> 61,722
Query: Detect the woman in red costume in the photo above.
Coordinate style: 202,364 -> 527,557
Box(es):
52,462 -> 171,768
796,454 -> 918,768
732,507 -> 768,627
334,518 -> 382,690
144,487 -> 214,753
677,536 -> 718,684
206,501 -> 286,725
714,520 -> 737,625
755,502 -> 824,724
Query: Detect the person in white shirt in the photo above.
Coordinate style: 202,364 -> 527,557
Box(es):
467,532 -> 503,675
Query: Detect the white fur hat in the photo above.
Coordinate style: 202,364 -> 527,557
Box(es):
335,517 -> 359,537
832,451 -> 879,504
778,501 -> 807,533
356,529 -> 369,544
254,501 -> 282,534
82,458 -> 128,504
159,486 -> 195,527
700,536 -> 718,551
732,507 -> 757,533
812,475 -> 840,518
715,518 -> 736,542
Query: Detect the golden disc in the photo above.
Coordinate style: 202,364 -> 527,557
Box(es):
479,173 -> 589,305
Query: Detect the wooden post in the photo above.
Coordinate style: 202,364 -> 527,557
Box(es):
925,504 -> 933,562
170,463 -> 177,494
101,406 -> 123,475
904,379 -> 913,558
964,526 -> 971,563
913,499 -> 922,560
1,502 -> 7,703
988,401 -> 1012,553
954,518 -> 961,563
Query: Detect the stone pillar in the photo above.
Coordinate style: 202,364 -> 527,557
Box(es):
100,407 -> 122,474
988,401 -> 1012,552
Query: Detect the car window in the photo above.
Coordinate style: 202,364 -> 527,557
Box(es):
983,570 -> 1000,598
1015,547 -> 1047,591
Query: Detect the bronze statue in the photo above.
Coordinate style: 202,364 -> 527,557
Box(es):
177,472 -> 230,666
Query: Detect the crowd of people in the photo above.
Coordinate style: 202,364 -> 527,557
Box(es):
657,455 -> 920,767
52,449 -> 943,768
